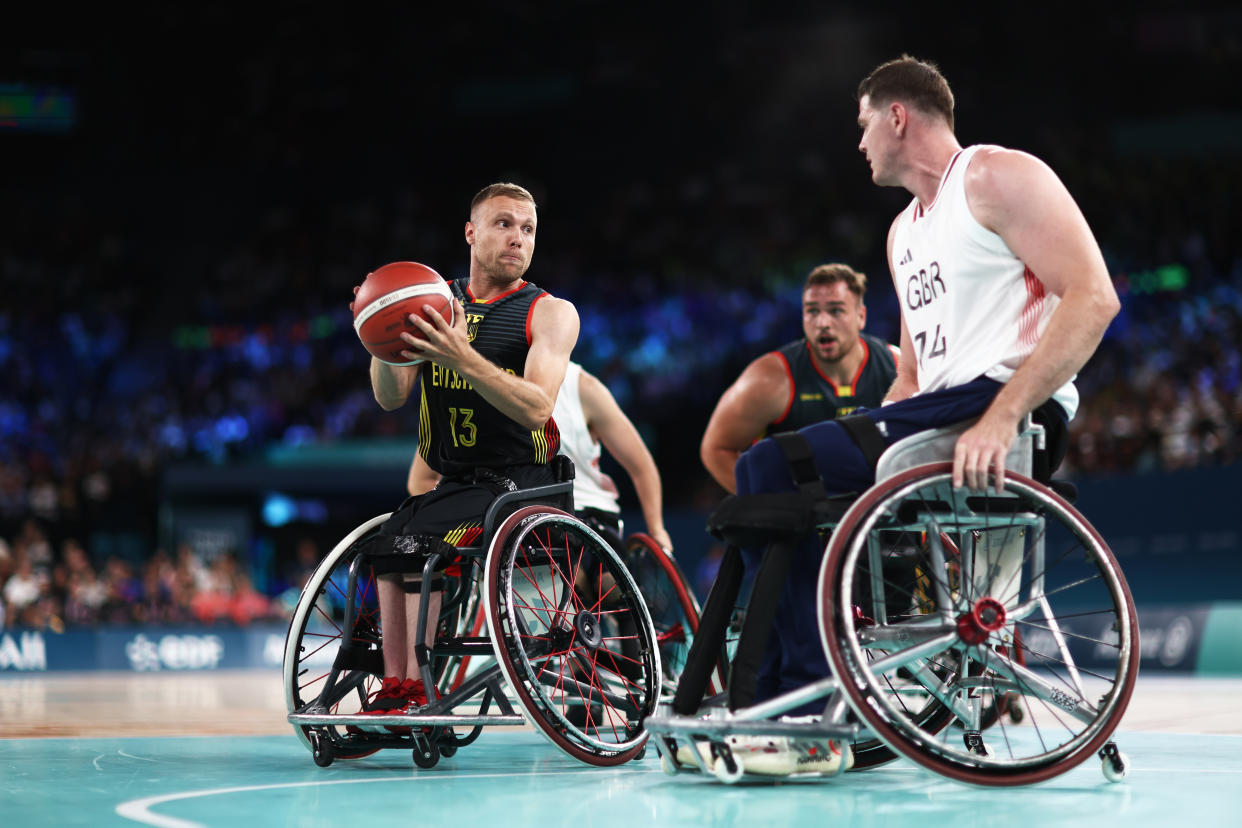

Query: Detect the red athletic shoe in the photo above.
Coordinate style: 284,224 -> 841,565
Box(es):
360,678 -> 429,734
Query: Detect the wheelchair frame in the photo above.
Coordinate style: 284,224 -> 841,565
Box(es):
283,479 -> 663,769
647,415 -> 1139,786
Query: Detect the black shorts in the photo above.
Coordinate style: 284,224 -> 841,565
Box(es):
369,463 -> 566,576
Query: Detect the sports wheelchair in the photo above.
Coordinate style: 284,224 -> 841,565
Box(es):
647,414 -> 1139,786
282,460 -> 663,769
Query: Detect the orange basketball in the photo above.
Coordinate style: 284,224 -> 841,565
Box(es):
352,261 -> 454,365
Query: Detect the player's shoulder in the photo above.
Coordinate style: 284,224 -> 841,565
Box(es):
531,291 -> 579,318
528,291 -> 580,341
863,334 -> 902,373
740,349 -> 793,390
965,145 -> 1058,196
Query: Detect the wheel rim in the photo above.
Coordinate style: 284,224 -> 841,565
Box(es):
283,514 -> 390,758
485,507 -> 661,765
821,463 -> 1139,785
622,533 -> 720,698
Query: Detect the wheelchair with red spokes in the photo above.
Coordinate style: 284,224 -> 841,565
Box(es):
283,466 -> 662,769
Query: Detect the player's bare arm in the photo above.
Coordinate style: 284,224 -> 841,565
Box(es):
883,216 -> 919,404
404,294 -> 580,430
954,147 -> 1120,491
578,370 -> 673,551
370,358 -> 420,411
354,277 -> 422,410
700,353 -> 794,493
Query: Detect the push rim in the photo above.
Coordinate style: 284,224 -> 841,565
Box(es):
820,463 -> 1139,786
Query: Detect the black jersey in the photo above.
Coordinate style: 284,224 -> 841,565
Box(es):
764,333 -> 899,435
417,278 -> 560,475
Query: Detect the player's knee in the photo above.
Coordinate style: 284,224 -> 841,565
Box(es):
734,438 -> 795,496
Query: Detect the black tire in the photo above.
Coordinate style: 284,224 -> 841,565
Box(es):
622,533 -> 727,700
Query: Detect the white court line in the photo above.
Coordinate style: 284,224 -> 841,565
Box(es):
118,750 -> 159,762
92,754 -> 105,772
115,768 -> 661,828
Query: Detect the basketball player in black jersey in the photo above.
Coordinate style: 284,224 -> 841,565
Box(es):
700,263 -> 899,493
353,182 -> 579,714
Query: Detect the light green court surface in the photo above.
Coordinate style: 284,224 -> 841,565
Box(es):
3,730 -> 1241,827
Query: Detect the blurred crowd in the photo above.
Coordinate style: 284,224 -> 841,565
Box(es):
2,8 -> 1239,629
0,514 -> 322,631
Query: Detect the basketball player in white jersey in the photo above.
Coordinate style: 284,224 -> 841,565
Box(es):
856,54 -> 1120,489
409,362 -> 672,552
721,56 -> 1119,769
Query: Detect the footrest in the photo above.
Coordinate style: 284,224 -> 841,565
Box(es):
647,710 -> 859,783
289,713 -> 526,727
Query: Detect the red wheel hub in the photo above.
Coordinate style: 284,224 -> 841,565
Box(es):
956,597 -> 1007,645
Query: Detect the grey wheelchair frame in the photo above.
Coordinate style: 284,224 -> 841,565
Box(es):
283,476 -> 663,769
647,415 -> 1139,786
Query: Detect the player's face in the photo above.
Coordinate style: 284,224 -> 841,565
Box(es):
803,281 -> 865,364
466,195 -> 537,281
857,95 -> 897,186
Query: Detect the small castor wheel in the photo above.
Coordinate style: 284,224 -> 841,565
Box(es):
660,753 -> 680,776
963,730 -> 991,758
1099,742 -> 1129,783
309,730 -> 334,768
437,727 -> 458,759
633,744 -> 647,762
412,733 -> 441,769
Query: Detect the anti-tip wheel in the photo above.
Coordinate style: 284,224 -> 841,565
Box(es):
1102,751 -> 1130,783
713,752 -> 745,784
309,730 -> 334,768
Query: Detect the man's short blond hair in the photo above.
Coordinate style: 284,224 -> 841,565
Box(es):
470,182 -> 536,220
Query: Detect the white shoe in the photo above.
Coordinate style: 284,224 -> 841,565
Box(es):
674,740 -> 713,768
724,734 -> 853,776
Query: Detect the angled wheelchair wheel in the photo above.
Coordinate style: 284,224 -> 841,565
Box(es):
621,533 -> 726,700
819,462 -> 1139,786
484,506 -> 661,765
283,514 -> 390,760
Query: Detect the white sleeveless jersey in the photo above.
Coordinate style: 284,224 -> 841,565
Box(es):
553,362 -> 620,514
890,144 -> 1078,419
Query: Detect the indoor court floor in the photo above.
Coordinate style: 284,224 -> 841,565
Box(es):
2,671 -> 1241,827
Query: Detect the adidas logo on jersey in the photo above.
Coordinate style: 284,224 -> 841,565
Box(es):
898,248 -> 913,266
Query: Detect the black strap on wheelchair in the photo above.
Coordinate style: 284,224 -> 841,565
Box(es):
727,535 -> 798,711
674,432 -> 840,714
724,433 -> 836,711
672,543 -> 745,715
837,412 -> 889,472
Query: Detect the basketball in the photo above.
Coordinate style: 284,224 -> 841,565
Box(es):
352,261 -> 455,365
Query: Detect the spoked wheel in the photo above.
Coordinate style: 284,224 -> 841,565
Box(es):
977,628 -> 1026,730
819,462 -> 1139,786
283,514 -> 474,760
621,533 -> 725,700
484,506 -> 661,766
283,514 -> 390,760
